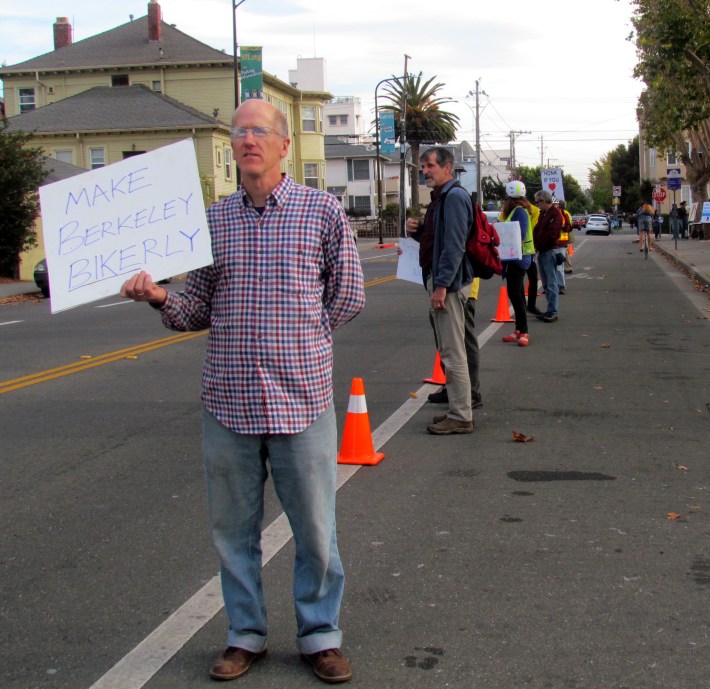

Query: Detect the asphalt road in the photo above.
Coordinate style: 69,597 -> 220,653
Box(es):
1,231 -> 709,689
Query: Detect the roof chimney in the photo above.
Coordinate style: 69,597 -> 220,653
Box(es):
148,0 -> 162,42
53,17 -> 73,50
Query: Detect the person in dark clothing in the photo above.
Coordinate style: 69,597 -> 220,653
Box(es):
532,190 -> 563,322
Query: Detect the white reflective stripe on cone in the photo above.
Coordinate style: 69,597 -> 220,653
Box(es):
347,395 -> 368,414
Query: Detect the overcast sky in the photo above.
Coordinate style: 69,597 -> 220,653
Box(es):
1,0 -> 643,186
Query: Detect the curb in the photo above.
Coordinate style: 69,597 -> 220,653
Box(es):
654,243 -> 710,289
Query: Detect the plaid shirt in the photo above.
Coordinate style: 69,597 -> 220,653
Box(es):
159,175 -> 365,434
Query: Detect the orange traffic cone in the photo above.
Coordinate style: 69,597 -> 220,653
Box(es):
422,351 -> 446,384
568,243 -> 574,257
491,285 -> 514,322
337,378 -> 385,466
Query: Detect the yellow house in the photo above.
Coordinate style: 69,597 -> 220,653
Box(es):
1,1 -> 331,278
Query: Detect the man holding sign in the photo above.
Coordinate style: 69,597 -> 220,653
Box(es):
121,99 -> 364,683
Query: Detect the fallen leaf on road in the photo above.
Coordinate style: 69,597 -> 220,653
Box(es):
79,355 -> 92,359
124,355 -> 138,360
666,512 -> 682,520
676,465 -> 689,471
408,392 -> 417,398
689,505 -> 701,512
512,431 -> 535,443
593,386 -> 603,390
600,343 -> 611,348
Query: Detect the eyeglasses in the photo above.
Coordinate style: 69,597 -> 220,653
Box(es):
230,126 -> 284,139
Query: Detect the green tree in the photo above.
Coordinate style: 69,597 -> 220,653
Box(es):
631,0 -> 710,217
0,119 -> 48,278
481,176 -> 506,207
380,74 -> 459,210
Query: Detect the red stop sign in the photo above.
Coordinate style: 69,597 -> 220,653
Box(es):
653,187 -> 667,202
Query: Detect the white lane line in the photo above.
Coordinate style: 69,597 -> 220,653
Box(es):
88,319 -> 503,689
360,252 -> 398,262
0,320 -> 24,326
96,301 -> 134,308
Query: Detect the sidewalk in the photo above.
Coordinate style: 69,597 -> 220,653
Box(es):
652,235 -> 710,288
0,280 -> 41,299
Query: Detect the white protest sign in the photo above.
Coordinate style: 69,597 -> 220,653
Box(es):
541,167 -> 565,201
701,201 -> 710,223
495,221 -> 523,261
396,237 -> 423,285
38,139 -> 212,313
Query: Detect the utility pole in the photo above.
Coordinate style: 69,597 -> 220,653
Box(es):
399,54 -> 411,237
509,129 -> 531,178
468,79 -> 487,206
539,134 -> 544,169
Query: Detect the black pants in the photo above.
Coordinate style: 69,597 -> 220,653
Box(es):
505,263 -> 528,334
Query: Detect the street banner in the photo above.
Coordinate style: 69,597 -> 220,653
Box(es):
495,221 -> 523,261
541,167 -> 565,201
667,167 -> 682,190
38,139 -> 212,314
379,110 -> 396,154
396,237 -> 423,284
240,46 -> 263,100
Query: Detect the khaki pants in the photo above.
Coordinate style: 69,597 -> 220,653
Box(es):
428,279 -> 472,422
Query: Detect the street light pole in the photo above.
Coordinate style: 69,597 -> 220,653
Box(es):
374,75 -> 406,245
467,80 -> 486,206
399,54 -> 411,237
232,0 -> 247,110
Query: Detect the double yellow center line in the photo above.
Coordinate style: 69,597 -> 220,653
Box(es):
1,275 -> 397,395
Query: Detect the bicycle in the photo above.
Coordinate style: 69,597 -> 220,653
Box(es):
639,229 -> 649,260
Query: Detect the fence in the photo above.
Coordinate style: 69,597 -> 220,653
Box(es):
350,218 -> 401,239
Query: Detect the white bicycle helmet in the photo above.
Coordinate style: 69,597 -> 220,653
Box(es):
506,180 -> 526,198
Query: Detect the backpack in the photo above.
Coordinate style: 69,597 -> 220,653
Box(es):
468,202 -> 503,279
438,182 -> 503,279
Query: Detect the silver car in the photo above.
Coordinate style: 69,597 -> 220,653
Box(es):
585,214 -> 611,236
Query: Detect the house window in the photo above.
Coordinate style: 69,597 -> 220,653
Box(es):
348,196 -> 371,214
215,147 -> 222,167
302,106 -> 317,132
339,115 -> 348,126
19,88 -> 35,113
224,147 -> 233,180
649,148 -> 656,170
347,159 -> 369,181
122,150 -> 145,159
152,80 -> 162,93
89,148 -> 106,169
304,163 -> 319,189
667,152 -> 677,165
328,115 -> 338,126
54,150 -> 73,164
111,74 -> 129,87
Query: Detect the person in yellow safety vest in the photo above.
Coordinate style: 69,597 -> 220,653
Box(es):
556,200 -> 573,294
560,201 -> 575,274
499,180 -> 534,346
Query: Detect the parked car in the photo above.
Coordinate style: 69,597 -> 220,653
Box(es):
572,215 -> 587,230
585,215 -> 612,236
33,259 -> 50,297
33,259 -> 171,299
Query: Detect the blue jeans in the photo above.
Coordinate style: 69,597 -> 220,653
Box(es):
554,248 -> 566,288
537,250 -> 559,316
202,404 -> 343,655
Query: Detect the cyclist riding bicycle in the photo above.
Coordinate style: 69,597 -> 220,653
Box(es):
636,201 -> 654,252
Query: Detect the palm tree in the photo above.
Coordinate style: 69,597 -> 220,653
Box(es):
380,74 -> 459,210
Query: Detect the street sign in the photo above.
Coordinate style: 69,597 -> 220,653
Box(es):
652,187 -> 667,203
667,167 -> 682,190
612,185 -> 622,196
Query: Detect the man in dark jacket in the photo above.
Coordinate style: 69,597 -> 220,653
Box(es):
415,147 -> 474,434
533,190 -> 563,322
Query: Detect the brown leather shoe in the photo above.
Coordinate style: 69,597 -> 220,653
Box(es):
427,417 -> 474,434
300,648 -> 353,683
209,647 -> 266,680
